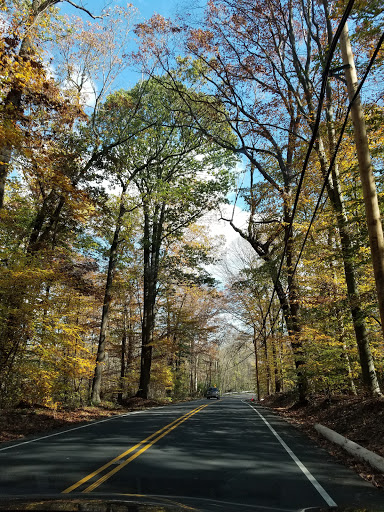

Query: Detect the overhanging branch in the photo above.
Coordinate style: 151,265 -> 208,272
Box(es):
64,0 -> 103,18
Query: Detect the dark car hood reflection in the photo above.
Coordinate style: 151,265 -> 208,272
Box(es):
0,496 -> 381,512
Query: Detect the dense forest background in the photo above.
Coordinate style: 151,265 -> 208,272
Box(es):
0,0 -> 384,409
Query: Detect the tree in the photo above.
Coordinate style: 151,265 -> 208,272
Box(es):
158,225 -> 226,397
339,22 -> 384,344
223,241 -> 290,397
94,79 -> 236,399
135,10 -> 310,403
90,189 -> 138,404
0,4 -> 141,405
134,0 -> 383,398
0,0 -> 102,208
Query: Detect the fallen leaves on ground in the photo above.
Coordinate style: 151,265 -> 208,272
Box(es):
0,397 -> 168,444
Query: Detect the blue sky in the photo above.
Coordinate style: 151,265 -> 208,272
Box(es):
60,0 -> 196,23
58,0 -> 205,89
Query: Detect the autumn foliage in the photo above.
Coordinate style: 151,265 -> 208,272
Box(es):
0,0 -> 384,409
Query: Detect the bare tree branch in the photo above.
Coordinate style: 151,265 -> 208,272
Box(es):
64,0 -> 103,18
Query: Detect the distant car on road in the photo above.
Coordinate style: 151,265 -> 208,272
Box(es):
206,386 -> 220,399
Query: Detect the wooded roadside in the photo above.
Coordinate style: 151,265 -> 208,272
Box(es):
0,398 -> 168,444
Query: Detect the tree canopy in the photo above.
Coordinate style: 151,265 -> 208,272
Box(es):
0,0 -> 384,408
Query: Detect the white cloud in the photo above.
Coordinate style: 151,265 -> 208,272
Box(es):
200,203 -> 251,285
63,66 -> 98,108
202,203 -> 248,248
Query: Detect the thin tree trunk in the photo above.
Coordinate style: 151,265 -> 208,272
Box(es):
285,202 -> 308,404
253,326 -> 261,401
342,338 -> 357,396
189,337 -> 195,395
268,310 -> 281,393
194,354 -> 198,394
263,332 -> 271,396
118,307 -> 127,404
329,233 -> 357,396
91,188 -> 127,404
136,211 -> 155,398
272,337 -> 281,393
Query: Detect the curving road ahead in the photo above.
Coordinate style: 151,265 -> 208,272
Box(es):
0,394 -> 383,511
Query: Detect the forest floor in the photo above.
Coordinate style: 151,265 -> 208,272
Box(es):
261,392 -> 384,489
0,397 -> 170,444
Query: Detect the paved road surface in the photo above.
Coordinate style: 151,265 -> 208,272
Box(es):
0,394 -> 383,511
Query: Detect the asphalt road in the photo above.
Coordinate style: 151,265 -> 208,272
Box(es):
0,394 -> 383,511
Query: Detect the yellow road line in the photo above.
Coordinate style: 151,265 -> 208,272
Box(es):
83,404 -> 208,492
62,404 -> 207,494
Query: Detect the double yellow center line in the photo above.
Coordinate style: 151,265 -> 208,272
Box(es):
62,403 -> 208,494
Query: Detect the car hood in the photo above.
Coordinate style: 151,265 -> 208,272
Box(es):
0,496 -> 381,512
0,496 -> 187,512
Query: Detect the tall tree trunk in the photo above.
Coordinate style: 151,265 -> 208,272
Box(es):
340,330 -> 357,396
284,205 -> 308,404
272,339 -> 281,393
317,137 -> 381,395
340,23 -> 384,345
136,204 -> 165,398
319,85 -> 381,395
91,188 -> 126,404
303,0 -> 382,396
126,303 -> 135,395
189,337 -> 195,395
117,306 -> 127,404
194,354 -> 198,394
136,211 -> 155,399
253,326 -> 261,401
269,312 -> 281,393
263,331 -> 271,396
267,254 -> 307,402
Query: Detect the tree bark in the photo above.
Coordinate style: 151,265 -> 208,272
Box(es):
263,332 -> 271,396
117,306 -> 127,404
340,23 -> 384,350
91,188 -> 126,404
229,217 -> 308,403
297,2 -> 382,396
272,339 -> 282,393
253,326 -> 261,401
136,203 -> 165,399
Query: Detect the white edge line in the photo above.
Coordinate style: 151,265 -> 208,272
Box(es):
0,405 -> 171,452
245,401 -> 337,507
